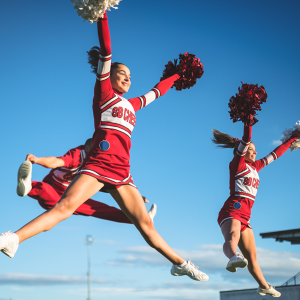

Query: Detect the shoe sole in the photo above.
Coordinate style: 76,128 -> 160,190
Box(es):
17,161 -> 32,197
226,260 -> 248,272
257,291 -> 281,297
148,204 -> 157,220
1,249 -> 14,258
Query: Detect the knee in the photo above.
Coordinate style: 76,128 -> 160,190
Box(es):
52,198 -> 74,220
138,218 -> 155,235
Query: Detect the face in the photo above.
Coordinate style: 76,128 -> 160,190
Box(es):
110,65 -> 131,94
245,143 -> 257,163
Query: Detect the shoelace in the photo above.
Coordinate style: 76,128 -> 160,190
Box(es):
235,252 -> 244,259
187,259 -> 199,270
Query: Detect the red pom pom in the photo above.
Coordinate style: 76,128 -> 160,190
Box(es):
228,82 -> 267,126
160,52 -> 204,91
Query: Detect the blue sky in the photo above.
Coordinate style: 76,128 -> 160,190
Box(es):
1,0 -> 300,299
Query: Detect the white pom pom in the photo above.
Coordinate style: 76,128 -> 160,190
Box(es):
71,0 -> 122,23
280,121 -> 300,151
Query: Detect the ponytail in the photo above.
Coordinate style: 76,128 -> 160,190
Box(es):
212,129 -> 239,154
87,46 -> 125,75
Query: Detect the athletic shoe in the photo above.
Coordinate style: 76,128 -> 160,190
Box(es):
257,283 -> 281,297
148,204 -> 157,221
171,260 -> 209,281
226,252 -> 248,272
17,161 -> 32,197
0,231 -> 19,258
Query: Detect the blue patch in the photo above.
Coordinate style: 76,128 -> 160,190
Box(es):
99,140 -> 110,151
234,202 -> 242,210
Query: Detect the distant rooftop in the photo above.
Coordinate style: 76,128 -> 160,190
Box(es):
260,228 -> 300,244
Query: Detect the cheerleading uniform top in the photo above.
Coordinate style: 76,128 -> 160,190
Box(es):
218,124 -> 298,227
79,13 -> 180,186
43,145 -> 86,188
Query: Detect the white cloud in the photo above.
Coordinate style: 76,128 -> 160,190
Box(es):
109,244 -> 300,284
0,273 -> 107,286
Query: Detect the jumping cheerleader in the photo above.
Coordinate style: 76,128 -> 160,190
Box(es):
0,12 -> 208,281
17,138 -> 156,223
213,119 -> 300,297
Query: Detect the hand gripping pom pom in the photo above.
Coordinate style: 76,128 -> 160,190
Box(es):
160,52 -> 204,91
228,82 -> 267,126
280,121 -> 300,151
71,0 -> 122,23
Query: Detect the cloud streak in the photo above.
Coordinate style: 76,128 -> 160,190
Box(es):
0,273 -> 107,286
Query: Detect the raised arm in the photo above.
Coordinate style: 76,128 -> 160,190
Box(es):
229,124 -> 252,173
93,12 -> 115,129
254,131 -> 300,172
26,154 -> 65,169
129,74 -> 180,112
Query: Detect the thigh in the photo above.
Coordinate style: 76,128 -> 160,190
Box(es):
238,228 -> 257,260
221,219 -> 242,241
57,174 -> 105,212
108,185 -> 151,225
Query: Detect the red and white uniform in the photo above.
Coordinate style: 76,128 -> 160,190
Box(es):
218,124 -> 298,231
79,13 -> 180,189
45,145 -> 86,188
28,145 -> 132,224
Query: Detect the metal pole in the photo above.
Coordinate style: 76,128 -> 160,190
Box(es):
86,235 -> 93,300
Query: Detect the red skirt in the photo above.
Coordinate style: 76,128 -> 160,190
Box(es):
79,153 -> 136,192
218,196 -> 254,232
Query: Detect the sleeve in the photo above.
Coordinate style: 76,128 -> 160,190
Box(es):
59,146 -> 83,169
229,124 -> 252,173
93,12 -> 115,129
128,74 -> 180,112
253,135 -> 299,172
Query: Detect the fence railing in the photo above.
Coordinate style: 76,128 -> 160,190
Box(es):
282,272 -> 300,286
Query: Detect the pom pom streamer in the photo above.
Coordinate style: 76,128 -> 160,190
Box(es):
228,82 -> 267,126
160,52 -> 204,91
71,0 -> 121,23
280,121 -> 300,151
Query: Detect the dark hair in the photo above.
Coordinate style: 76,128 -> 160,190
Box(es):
87,46 -> 125,75
212,129 -> 254,155
85,138 -> 93,148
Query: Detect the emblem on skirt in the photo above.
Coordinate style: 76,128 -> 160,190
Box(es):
233,202 -> 242,210
99,140 -> 110,151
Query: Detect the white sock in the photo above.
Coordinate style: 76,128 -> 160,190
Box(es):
178,260 -> 188,267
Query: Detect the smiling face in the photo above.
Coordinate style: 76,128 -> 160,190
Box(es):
245,142 -> 257,163
110,64 -> 131,94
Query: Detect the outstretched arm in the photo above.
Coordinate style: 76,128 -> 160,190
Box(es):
129,74 -> 180,112
230,124 -> 252,173
254,130 -> 300,171
26,154 -> 64,169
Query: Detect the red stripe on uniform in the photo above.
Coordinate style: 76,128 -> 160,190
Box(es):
152,88 -> 159,98
101,99 -> 122,113
101,122 -> 132,134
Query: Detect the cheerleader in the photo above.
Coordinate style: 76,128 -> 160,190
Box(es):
17,138 -> 156,223
0,12 -> 208,281
213,120 -> 300,297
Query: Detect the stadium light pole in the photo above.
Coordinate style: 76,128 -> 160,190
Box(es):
86,235 -> 94,300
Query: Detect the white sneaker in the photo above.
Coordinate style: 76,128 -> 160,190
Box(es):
17,161 -> 32,196
171,260 -> 209,281
0,231 -> 19,258
257,283 -> 281,297
148,204 -> 157,221
226,252 -> 248,272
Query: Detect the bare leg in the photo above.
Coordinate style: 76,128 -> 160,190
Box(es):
15,175 -> 104,243
221,219 -> 241,258
109,185 -> 184,265
239,228 -> 269,289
